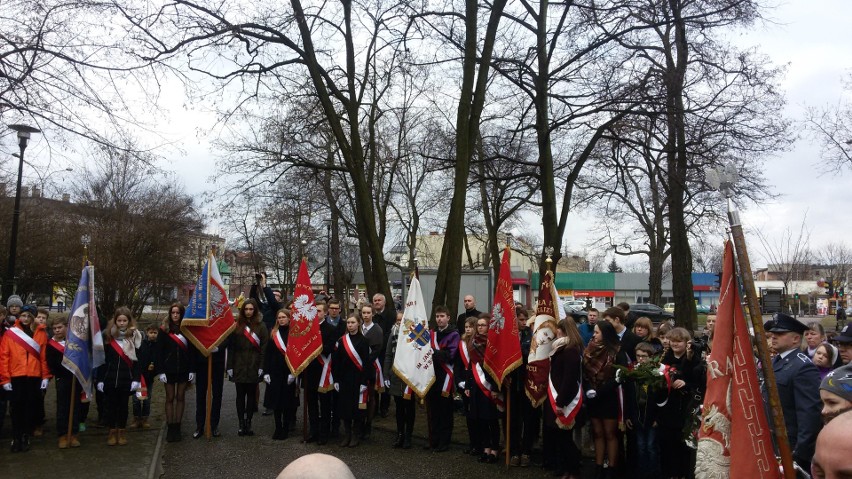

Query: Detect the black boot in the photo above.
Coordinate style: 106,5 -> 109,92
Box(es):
594,465 -> 604,479
349,421 -> 361,448
238,416 -> 246,437
339,422 -> 351,448
174,423 -> 182,442
392,432 -> 404,448
244,414 -> 254,436
165,424 -> 174,442
402,425 -> 412,449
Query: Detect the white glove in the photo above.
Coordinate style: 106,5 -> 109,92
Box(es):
359,385 -> 368,393
227,369 -> 233,378
458,381 -> 466,389
211,346 -> 219,353
287,374 -> 296,385
97,382 -> 104,393
263,374 -> 271,384
136,391 -> 143,399
41,379 -> 49,390
384,379 -> 391,388
131,381 -> 141,392
159,374 -> 167,383
188,372 -> 195,382
586,389 -> 597,399
2,383 -> 11,392
333,383 -> 340,392
258,368 -> 264,377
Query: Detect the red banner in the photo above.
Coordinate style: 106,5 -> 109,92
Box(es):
483,247 -> 522,387
696,240 -> 779,479
285,259 -> 323,376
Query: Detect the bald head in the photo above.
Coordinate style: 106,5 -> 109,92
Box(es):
812,410 -> 852,479
277,454 -> 355,479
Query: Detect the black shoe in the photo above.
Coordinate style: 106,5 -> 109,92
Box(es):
193,430 -> 202,439
20,435 -> 30,452
392,433 -> 404,448
304,435 -> 317,443
262,408 -> 272,416
10,440 -> 21,453
486,454 -> 498,464
238,418 -> 246,437
478,453 -> 489,463
212,428 -> 221,437
244,417 -> 254,436
434,444 -> 449,453
402,432 -> 412,449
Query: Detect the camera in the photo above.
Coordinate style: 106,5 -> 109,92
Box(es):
255,272 -> 264,283
689,337 -> 708,355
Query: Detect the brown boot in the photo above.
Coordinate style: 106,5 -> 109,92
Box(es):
117,429 -> 128,446
131,417 -> 141,429
141,417 -> 151,429
33,426 -> 44,437
107,429 -> 117,446
58,436 -> 69,449
70,435 -> 81,448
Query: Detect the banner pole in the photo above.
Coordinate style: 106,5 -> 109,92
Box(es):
302,383 -> 308,442
504,377 -> 511,469
66,379 -> 76,446
205,355 -> 212,440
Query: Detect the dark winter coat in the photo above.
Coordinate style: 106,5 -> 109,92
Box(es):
332,332 -> 372,421
155,326 -> 193,378
383,322 -> 406,397
227,321 -> 268,384
98,337 -> 141,390
544,341 -> 582,429
263,326 -> 297,410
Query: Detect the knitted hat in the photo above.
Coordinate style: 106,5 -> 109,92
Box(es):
6,295 -> 23,309
821,363 -> 852,402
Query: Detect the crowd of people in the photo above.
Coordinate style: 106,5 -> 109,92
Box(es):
1,279 -> 852,479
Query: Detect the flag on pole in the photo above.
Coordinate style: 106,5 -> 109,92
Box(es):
62,263 -> 104,398
181,252 -> 236,355
392,275 -> 435,398
695,240 -> 780,479
525,266 -> 559,407
285,259 -> 322,376
483,247 -> 522,386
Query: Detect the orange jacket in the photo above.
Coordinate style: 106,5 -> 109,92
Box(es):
0,320 -> 50,384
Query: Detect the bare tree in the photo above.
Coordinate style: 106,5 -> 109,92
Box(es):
753,214 -> 812,303
804,73 -> 852,171
817,242 -> 852,292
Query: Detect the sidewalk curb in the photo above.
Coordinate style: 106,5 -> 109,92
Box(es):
148,423 -> 167,479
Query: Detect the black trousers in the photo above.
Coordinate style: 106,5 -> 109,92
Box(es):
543,426 -> 581,475
427,388 -> 454,448
104,385 -> 131,428
195,360 -> 225,431
303,363 -> 321,436
318,391 -> 334,438
55,377 -> 81,435
477,417 -> 500,450
9,377 -> 40,440
394,395 -> 415,433
509,387 -> 540,455
235,382 -> 258,418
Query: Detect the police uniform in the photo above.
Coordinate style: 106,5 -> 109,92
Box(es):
766,314 -> 822,471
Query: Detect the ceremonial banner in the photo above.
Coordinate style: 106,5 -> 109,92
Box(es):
62,264 -> 104,398
285,259 -> 322,376
695,241 -> 779,479
484,247 -> 522,386
526,268 -> 559,407
181,253 -> 236,356
392,276 -> 435,398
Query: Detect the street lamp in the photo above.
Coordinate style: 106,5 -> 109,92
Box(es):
4,124 -> 41,301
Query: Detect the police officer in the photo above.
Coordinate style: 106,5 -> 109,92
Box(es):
766,313 -> 822,473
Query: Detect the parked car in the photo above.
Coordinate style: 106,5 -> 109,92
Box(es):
696,304 -> 711,314
663,303 -> 675,313
627,303 -> 674,324
563,304 -> 588,323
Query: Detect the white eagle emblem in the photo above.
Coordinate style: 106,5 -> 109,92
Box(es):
291,294 -> 318,324
490,303 -> 505,332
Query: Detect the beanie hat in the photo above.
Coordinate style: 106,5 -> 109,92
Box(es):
821,363 -> 852,402
6,295 -> 23,309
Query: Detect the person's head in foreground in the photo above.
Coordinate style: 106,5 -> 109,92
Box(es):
277,453 -> 355,479
811,410 -> 852,479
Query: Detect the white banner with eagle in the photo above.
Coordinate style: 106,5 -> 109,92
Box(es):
392,276 -> 435,399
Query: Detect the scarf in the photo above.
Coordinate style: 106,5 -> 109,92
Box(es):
470,332 -> 487,363
583,339 -> 614,388
109,326 -> 139,361
549,337 -> 569,357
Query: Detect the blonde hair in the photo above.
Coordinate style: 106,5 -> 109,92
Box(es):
633,317 -> 656,340
557,319 -> 584,352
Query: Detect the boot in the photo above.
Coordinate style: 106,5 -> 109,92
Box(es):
244,414 -> 254,436
107,429 -> 117,446
166,423 -> 175,442
402,431 -> 412,449
601,467 -> 613,479
117,429 -> 128,446
349,421 -> 361,448
58,436 -> 69,449
141,417 -> 151,429
33,426 -> 44,437
238,416 -> 246,437
70,435 -> 81,448
339,423 -> 351,448
174,423 -> 182,442
132,416 -> 142,429
392,432 -> 404,448
593,465 -> 604,479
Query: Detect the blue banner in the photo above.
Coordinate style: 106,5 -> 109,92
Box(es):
61,264 -> 104,398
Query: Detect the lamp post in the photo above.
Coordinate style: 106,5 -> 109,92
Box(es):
707,164 -> 795,479
4,124 -> 41,301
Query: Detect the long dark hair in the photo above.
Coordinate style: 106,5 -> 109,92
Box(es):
163,302 -> 186,333
238,299 -> 262,329
595,320 -> 621,353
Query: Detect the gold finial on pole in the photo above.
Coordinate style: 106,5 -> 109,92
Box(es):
544,246 -> 554,272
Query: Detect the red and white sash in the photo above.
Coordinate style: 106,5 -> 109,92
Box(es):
317,354 -> 334,392
138,375 -> 149,401
110,339 -> 134,368
272,330 -> 287,357
342,335 -> 368,409
48,339 -> 66,354
472,362 -> 505,411
431,331 -> 454,397
243,326 -> 261,352
402,385 -> 413,400
548,378 -> 583,429
655,364 -> 674,407
7,327 -> 41,357
168,332 -> 188,351
459,341 -> 471,369
374,358 -> 385,392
